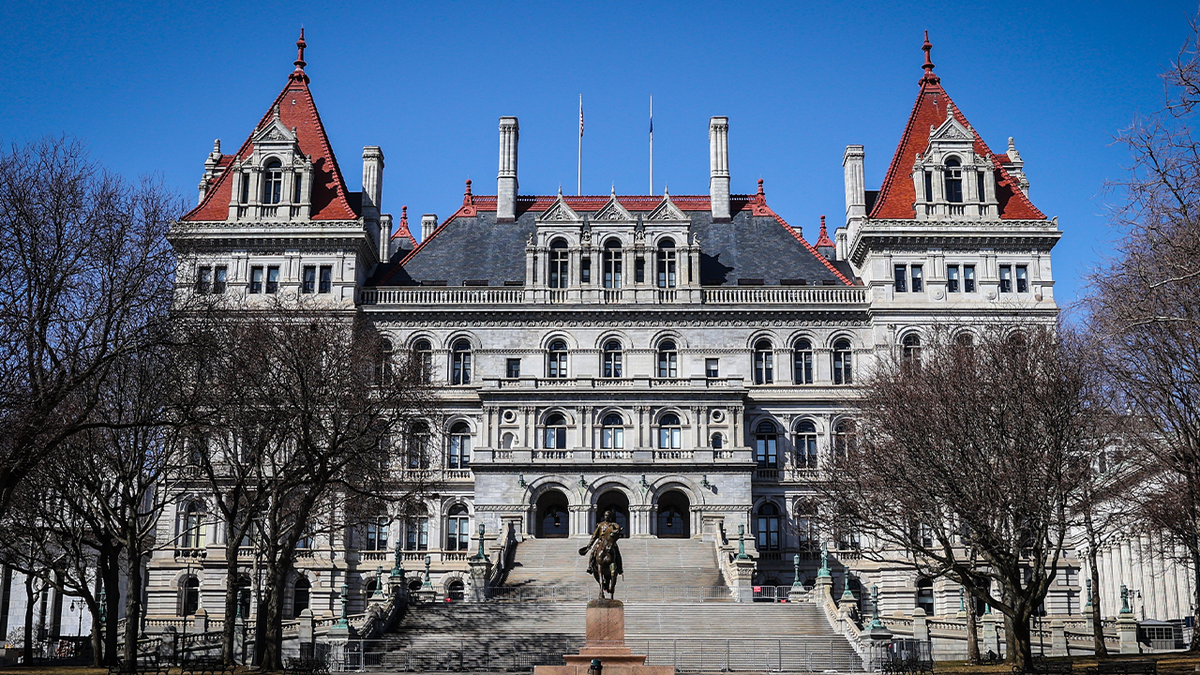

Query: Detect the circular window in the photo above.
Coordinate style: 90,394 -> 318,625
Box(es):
711,409 -> 725,423
502,409 -> 517,424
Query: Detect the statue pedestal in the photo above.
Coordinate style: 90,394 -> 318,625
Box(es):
535,600 -> 674,675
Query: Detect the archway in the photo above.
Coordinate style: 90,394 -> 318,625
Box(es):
445,579 -> 465,602
656,490 -> 690,538
595,490 -> 630,537
535,490 -> 570,538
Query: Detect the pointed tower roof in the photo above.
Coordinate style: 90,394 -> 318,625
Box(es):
391,205 -> 417,248
868,32 -> 1044,221
182,30 -> 359,222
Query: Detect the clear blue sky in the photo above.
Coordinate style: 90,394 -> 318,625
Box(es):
1,1 -> 1191,306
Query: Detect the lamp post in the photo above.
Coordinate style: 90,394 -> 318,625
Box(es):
736,524 -> 749,560
423,555 -> 433,589
336,582 -> 349,627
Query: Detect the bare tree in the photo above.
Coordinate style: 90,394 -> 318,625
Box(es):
818,326 -> 1102,669
0,137 -> 181,517
1089,13 -> 1200,652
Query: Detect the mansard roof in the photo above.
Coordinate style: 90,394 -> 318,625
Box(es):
181,33 -> 358,222
869,35 -> 1045,221
370,187 -> 856,287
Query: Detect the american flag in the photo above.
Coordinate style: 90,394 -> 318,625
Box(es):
579,96 -> 584,138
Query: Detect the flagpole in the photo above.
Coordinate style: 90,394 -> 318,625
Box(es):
577,95 -> 583,196
649,94 -> 654,195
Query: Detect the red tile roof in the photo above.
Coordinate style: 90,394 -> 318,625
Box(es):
869,37 -> 1045,221
181,43 -> 358,222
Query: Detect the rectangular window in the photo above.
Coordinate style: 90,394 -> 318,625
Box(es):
249,266 -> 264,294
964,265 -> 976,293
894,265 -> 907,293
240,172 -> 250,204
977,172 -> 985,202
1016,265 -> 1028,293
293,173 -> 303,203
266,266 -> 280,294
910,265 -> 923,293
635,257 -> 645,283
213,266 -> 227,294
924,171 -> 933,203
319,265 -> 332,294
405,518 -> 428,551
506,358 -> 521,379
581,257 -> 591,284
947,265 -> 960,293
999,265 -> 1013,294
302,265 -> 316,294
195,266 -> 211,295
705,358 -> 719,379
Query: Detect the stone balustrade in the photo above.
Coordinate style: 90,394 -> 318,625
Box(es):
359,285 -> 867,307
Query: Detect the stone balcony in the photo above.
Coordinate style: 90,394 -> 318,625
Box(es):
479,375 -> 747,392
360,285 -> 867,307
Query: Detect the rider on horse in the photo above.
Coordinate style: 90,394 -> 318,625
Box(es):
579,509 -> 624,597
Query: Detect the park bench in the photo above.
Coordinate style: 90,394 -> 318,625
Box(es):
1085,661 -> 1158,675
284,655 -> 330,675
1013,656 -> 1073,675
181,656 -> 236,675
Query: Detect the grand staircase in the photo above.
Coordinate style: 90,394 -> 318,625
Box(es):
376,538 -> 864,672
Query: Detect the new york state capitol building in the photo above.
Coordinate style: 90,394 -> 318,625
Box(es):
146,34 -> 1194,634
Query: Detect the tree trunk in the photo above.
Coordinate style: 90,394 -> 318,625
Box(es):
966,601 -> 980,663
121,545 -> 143,669
1089,547 -> 1109,657
259,565 -> 286,671
89,603 -> 103,667
22,572 -> 34,664
1190,546 -> 1200,652
1007,609 -> 1034,671
221,539 -> 239,666
101,553 -> 122,667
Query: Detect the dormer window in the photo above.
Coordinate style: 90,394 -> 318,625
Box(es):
603,238 -> 622,289
263,159 -> 284,204
944,157 -> 963,203
549,238 -> 569,289
239,172 -> 251,204
657,239 -> 677,288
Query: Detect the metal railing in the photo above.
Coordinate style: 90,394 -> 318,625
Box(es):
486,585 -> 733,603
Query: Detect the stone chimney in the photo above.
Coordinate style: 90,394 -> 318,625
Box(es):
842,145 -> 865,224
497,117 -> 520,222
421,214 -> 438,243
362,146 -> 384,222
709,117 -> 730,221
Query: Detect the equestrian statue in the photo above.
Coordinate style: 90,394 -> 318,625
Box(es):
579,509 -> 624,598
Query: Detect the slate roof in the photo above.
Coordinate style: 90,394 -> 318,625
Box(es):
182,31 -> 360,223
370,187 -> 856,287
869,33 -> 1045,221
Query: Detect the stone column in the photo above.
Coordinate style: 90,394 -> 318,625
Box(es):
1050,619 -> 1067,657
912,607 -> 929,644
981,611 -> 1000,658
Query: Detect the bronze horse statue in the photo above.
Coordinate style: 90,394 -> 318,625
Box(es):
579,509 -> 624,598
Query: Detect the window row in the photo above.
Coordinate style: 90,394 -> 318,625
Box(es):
409,337 -> 854,386
547,237 -> 680,289
196,263 -> 335,296
753,419 -> 857,468
237,159 -> 305,205
921,157 -> 987,204
894,263 -> 1027,295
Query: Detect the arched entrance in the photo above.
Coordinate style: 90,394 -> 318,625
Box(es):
595,490 -> 630,537
656,490 -> 690,538
535,490 -> 570,538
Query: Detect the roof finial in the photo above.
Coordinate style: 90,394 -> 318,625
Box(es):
401,205 -> 408,225
920,30 -> 940,85
290,28 -> 310,83
463,179 -> 473,205
757,178 -> 764,196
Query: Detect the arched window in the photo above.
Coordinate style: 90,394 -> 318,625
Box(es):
793,338 -> 813,384
832,339 -> 853,385
600,413 -> 625,449
412,339 -> 432,383
445,578 -> 465,602
917,578 -> 935,616
658,413 -> 681,449
549,238 -> 569,289
263,158 -> 284,204
756,503 -> 781,551
794,420 -> 818,468
291,577 -> 310,618
657,340 -> 677,378
544,413 -> 568,449
445,504 -> 470,552
376,339 -> 393,384
833,419 -> 857,457
955,332 -> 975,349
364,515 -> 389,551
710,432 -> 724,450
656,239 -> 677,288
547,339 -> 568,379
603,238 -> 623,289
602,340 -> 623,378
407,422 -> 430,469
451,339 -> 472,385
180,576 -> 200,616
182,502 -> 206,549
753,339 -> 774,385
404,507 -> 429,551
944,157 -> 963,203
901,333 -> 921,368
755,421 -> 778,468
448,422 -> 471,469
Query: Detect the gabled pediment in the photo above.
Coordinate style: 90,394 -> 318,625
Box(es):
646,190 -> 688,222
928,114 -> 973,143
538,191 -> 582,223
253,105 -> 297,145
592,189 -> 634,222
